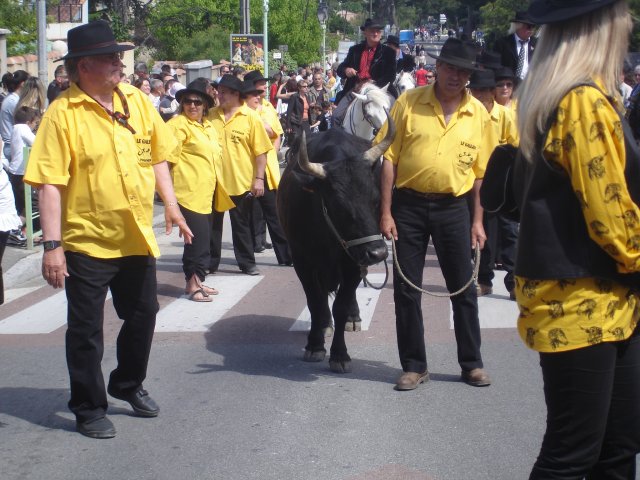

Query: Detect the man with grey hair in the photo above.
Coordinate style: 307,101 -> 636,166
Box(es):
148,78 -> 164,110
493,11 -> 537,83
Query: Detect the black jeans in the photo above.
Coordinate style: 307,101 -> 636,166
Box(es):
210,187 -> 291,271
64,252 -> 158,423
179,204 -> 212,282
478,212 -> 518,291
392,189 -> 483,373
530,326 -> 640,479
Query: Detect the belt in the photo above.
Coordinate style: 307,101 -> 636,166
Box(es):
397,188 -> 455,200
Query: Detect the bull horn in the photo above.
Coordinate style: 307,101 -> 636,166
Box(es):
297,131 -> 327,179
363,113 -> 395,165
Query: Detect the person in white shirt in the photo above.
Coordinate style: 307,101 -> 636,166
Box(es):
8,106 -> 39,218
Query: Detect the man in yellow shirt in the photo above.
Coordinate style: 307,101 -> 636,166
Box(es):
377,38 -> 495,391
24,21 -> 192,439
208,75 -> 288,275
468,68 -> 519,300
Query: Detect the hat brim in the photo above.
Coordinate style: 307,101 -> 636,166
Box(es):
429,53 -> 480,71
468,81 -> 497,89
56,42 -> 134,62
175,88 -> 214,108
360,23 -> 384,31
527,0 -> 618,24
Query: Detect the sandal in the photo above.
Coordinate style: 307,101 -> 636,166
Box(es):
201,284 -> 219,295
187,288 -> 212,302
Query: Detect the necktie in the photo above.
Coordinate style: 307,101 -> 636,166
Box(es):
516,40 -> 526,79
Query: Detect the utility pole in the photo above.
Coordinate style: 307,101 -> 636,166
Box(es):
240,0 -> 251,33
36,0 -> 47,87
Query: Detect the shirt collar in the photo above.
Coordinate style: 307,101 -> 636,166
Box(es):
418,84 -> 475,115
67,82 -> 137,105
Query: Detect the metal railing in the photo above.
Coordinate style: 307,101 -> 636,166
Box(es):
23,147 -> 42,250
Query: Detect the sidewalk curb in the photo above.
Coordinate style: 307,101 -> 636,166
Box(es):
5,249 -> 43,289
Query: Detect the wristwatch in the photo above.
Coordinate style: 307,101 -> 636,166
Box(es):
43,240 -> 62,251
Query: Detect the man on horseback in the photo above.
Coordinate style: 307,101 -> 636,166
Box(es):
334,18 -> 397,127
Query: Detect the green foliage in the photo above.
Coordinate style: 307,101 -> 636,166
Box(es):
479,0 -> 529,47
249,0 -> 323,65
147,0 -> 238,59
268,48 -> 297,72
1,0 -> 37,56
173,26 -> 231,63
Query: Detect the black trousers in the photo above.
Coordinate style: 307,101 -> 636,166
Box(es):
530,326 -> 640,480
179,204 -> 212,282
252,200 -> 267,249
64,252 -> 159,423
392,189 -> 483,373
210,187 -> 291,271
8,172 -> 24,217
0,230 -> 7,305
477,212 -> 518,291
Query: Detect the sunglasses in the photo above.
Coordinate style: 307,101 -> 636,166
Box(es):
183,98 -> 204,106
94,52 -> 125,62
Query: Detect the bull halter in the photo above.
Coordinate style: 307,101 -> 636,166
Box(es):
320,197 -> 389,290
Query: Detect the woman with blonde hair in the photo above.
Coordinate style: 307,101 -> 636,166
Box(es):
515,0 -> 640,477
15,76 -> 46,114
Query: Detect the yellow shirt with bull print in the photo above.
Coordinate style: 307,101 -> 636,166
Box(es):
516,84 -> 640,352
374,85 -> 496,196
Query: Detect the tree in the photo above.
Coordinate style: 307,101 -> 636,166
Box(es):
479,0 -> 529,47
1,0 -> 37,57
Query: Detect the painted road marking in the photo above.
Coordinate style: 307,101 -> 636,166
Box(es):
155,275 -> 264,332
449,270 -> 519,329
0,291 -> 114,334
289,273 -> 386,332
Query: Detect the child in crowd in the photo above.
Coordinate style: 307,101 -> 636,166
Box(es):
309,105 -> 323,133
8,106 -> 40,220
319,101 -> 332,131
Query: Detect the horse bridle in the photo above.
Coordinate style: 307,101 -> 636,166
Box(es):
346,89 -> 381,136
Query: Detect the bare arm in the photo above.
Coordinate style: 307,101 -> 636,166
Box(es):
470,179 -> 486,250
252,153 -> 268,197
39,184 -> 68,288
153,161 -> 193,244
379,158 -> 398,240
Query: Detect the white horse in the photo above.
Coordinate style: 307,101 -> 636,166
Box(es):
394,70 -> 415,95
342,82 -> 394,141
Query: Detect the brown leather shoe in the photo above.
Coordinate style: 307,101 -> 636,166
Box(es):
461,368 -> 491,387
394,371 -> 429,391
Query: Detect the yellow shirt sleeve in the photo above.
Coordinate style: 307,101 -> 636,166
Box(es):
547,85 -> 640,273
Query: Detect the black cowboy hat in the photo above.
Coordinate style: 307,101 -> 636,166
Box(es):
217,74 -> 244,93
527,0 -> 619,24
57,20 -> 134,61
244,70 -> 268,84
175,79 -> 214,108
511,10 -> 537,25
385,35 -> 400,47
428,38 -> 480,71
468,69 -> 496,89
241,79 -> 262,97
477,50 -> 502,70
495,66 -> 516,81
360,18 -> 385,31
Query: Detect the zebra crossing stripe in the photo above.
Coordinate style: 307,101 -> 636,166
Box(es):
155,275 -> 264,332
289,273 -> 386,332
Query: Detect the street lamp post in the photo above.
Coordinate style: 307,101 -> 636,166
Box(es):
263,0 -> 269,78
317,1 -> 328,71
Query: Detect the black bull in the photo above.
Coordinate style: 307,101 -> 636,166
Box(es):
276,121 -> 395,373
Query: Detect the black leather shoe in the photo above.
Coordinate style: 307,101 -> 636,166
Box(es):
240,265 -> 260,276
108,387 -> 159,417
254,246 -> 265,253
76,416 -> 116,439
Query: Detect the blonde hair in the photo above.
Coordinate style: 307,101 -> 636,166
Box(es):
16,76 -> 46,114
517,0 -> 631,159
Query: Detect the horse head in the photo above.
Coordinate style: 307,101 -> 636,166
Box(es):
344,82 -> 394,141
394,71 -> 415,96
